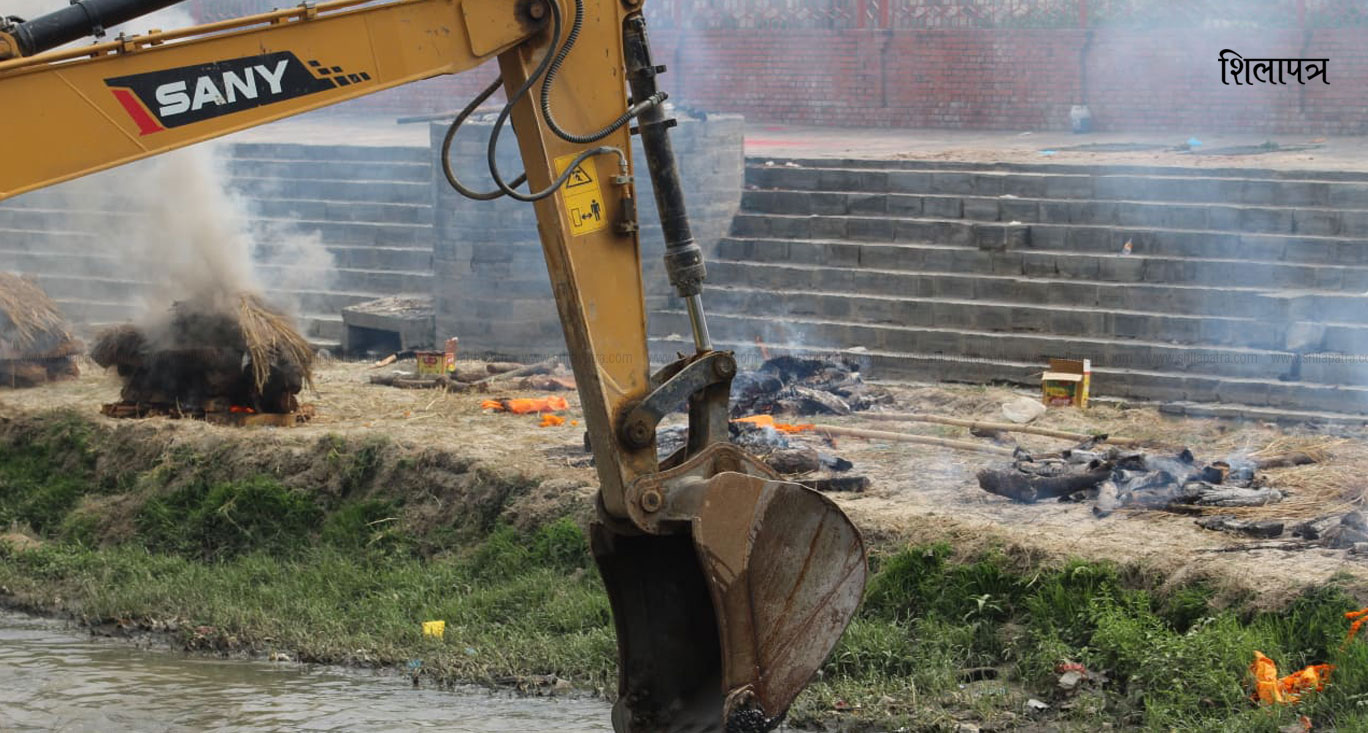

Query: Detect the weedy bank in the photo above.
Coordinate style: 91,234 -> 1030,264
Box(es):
0,409 -> 1365,731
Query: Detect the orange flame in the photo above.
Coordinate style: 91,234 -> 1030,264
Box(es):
229,405 -> 257,414
733,414 -> 816,434
539,413 -> 565,428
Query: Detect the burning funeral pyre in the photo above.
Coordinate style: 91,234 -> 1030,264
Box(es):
92,293 -> 315,424
651,354 -> 888,492
729,354 -> 892,417
0,272 -> 81,387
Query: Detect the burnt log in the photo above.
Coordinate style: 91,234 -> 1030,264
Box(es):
1251,452 -> 1317,470
1195,515 -> 1285,539
1291,515 -> 1340,541
765,448 -> 822,475
1173,483 -> 1283,507
978,467 -> 1112,504
801,476 -> 870,493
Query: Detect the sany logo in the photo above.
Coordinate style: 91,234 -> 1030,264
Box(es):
105,52 -> 354,135
153,59 -> 290,117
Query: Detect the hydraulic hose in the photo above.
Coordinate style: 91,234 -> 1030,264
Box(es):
537,0 -> 664,145
440,77 -> 528,201
485,0 -> 626,203
10,0 -> 182,56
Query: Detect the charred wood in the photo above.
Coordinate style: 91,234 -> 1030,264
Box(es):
977,467 -> 1112,504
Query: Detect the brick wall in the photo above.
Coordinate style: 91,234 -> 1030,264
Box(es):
324,26 -> 1368,134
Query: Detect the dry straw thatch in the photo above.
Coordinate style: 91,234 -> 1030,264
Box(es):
237,293 -> 315,392
0,271 -> 77,359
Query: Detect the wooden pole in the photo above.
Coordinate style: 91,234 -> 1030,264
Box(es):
813,424 -> 1017,457
853,412 -> 1145,446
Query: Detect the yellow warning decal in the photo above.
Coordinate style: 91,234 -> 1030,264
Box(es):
554,152 -> 607,236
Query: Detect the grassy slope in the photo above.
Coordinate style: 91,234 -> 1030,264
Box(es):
2,409 -> 1367,731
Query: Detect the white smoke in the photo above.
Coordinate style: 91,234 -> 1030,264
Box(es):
4,1 -> 336,324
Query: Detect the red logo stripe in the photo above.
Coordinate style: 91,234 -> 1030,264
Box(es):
109,87 -> 164,136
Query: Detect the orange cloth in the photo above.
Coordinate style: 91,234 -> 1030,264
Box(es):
1251,650 -> 1333,705
539,414 -> 565,427
480,396 -> 570,414
1345,608 -> 1368,646
733,414 -> 816,434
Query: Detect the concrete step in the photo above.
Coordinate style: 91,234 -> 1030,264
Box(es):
299,314 -> 345,341
227,143 -> 430,165
248,217 -> 433,247
760,156 -> 1368,183
744,164 -> 1368,209
32,274 -> 146,303
253,242 -> 432,272
245,198 -> 433,226
228,177 -> 431,205
0,248 -> 128,279
225,158 -> 432,184
704,259 -> 1368,324
647,333 -> 1368,422
52,298 -> 139,325
716,235 -> 1368,293
741,189 -> 1368,238
649,308 -> 1358,386
277,289 -> 389,316
256,265 -> 432,296
730,212 -> 1368,268
700,285 -> 1301,351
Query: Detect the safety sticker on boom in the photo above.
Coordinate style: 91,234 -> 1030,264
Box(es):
554,153 -> 607,236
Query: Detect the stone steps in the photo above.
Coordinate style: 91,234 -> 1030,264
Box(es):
716,235 -> 1368,294
649,311 -> 1368,415
228,176 -> 431,204
745,163 -> 1368,208
244,198 -> 433,226
255,264 -> 432,296
741,189 -> 1368,238
665,157 -> 1368,414
729,212 -> 1368,270
646,333 -> 1368,425
700,285 -> 1318,352
705,259 -> 1368,324
227,142 -> 430,164
225,157 -> 432,184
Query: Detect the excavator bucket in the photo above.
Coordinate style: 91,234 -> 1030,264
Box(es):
593,472 -> 866,732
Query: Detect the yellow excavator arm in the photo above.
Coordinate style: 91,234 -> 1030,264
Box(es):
0,2 -> 866,730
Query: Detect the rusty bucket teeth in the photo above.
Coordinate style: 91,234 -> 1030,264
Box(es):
593,473 -> 866,733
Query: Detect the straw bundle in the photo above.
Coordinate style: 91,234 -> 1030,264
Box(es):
236,293 -> 315,391
0,272 -> 77,358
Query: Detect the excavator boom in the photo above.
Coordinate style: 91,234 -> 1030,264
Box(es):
0,1 -> 867,729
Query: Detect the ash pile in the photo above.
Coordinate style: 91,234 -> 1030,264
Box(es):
0,273 -> 81,387
977,442 -> 1315,519
92,293 -> 315,424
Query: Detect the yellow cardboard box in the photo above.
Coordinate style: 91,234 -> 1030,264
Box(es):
1041,358 -> 1091,408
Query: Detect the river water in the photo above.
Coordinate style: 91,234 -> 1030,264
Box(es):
0,611 -> 612,732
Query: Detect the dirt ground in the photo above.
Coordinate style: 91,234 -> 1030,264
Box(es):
6,357 -> 1367,605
